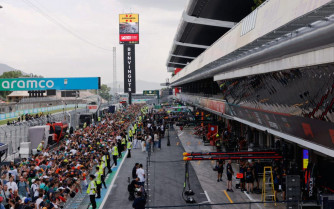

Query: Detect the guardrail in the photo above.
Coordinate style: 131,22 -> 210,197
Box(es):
0,108 -> 88,158
0,103 -> 87,121
145,200 -> 316,208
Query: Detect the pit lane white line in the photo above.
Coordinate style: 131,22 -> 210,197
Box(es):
204,191 -> 211,203
100,150 -> 128,209
243,191 -> 263,209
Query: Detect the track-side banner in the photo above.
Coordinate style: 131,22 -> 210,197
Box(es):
177,94 -> 226,114
0,77 -> 100,91
124,44 -> 136,93
229,105 -> 334,150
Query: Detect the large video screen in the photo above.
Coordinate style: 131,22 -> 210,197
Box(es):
119,14 -> 139,44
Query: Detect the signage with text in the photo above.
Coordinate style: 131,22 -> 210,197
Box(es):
61,90 -> 80,98
143,90 -> 159,95
124,45 -> 136,93
0,77 -> 100,91
229,105 -> 334,150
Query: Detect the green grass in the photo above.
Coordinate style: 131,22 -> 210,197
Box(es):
0,107 -> 76,125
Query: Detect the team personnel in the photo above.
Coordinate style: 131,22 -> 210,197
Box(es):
226,160 -> 234,192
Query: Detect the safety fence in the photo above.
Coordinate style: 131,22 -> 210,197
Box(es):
145,200 -> 318,209
0,108 -> 88,157
0,103 -> 87,121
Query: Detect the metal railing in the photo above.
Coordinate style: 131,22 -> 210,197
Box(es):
145,200 -> 310,208
0,125 -> 28,156
0,108 -> 88,157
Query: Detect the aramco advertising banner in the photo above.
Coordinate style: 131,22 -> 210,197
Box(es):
0,77 -> 100,91
119,13 -> 139,44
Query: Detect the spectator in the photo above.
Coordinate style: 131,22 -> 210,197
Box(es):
141,134 -> 146,153
0,104 -> 144,209
132,163 -> 139,179
31,179 -> 40,202
153,132 -> 159,151
132,191 -> 146,209
128,178 -> 140,201
17,177 -> 29,199
6,177 -> 17,193
0,197 -> 4,209
35,193 -> 44,209
22,197 -> 33,209
136,164 -> 145,186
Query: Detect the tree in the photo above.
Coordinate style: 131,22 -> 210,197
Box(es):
99,84 -> 112,101
252,0 -> 265,10
0,71 -> 43,100
0,71 -> 30,99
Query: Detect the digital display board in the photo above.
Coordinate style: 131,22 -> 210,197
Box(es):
119,14 -> 139,44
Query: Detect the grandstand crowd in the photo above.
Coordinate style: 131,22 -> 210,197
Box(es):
0,104 -> 145,209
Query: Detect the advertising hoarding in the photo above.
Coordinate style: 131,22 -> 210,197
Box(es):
229,105 -> 334,150
123,45 -> 136,93
143,90 -> 159,95
61,90 -> 80,97
0,77 -> 100,91
119,14 -> 139,44
88,105 -> 98,113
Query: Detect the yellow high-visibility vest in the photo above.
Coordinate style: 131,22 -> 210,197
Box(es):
96,171 -> 102,184
112,147 -> 118,156
127,141 -> 132,149
37,143 -> 43,151
121,138 -> 126,145
86,180 -> 97,194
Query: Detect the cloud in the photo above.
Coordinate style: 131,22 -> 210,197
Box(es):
117,0 -> 187,11
0,0 -> 186,85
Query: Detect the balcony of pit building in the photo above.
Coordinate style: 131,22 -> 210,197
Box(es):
167,0 -> 334,87
166,0 -> 255,69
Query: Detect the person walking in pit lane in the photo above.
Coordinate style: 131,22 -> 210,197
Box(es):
226,160 -> 234,192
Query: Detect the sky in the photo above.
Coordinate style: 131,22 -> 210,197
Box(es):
0,0 -> 187,84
